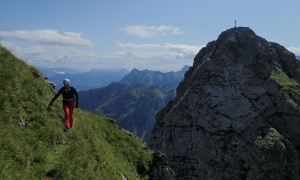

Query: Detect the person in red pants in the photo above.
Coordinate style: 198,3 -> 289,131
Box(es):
48,79 -> 79,132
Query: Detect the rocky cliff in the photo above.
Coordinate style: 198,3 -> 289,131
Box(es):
149,27 -> 300,179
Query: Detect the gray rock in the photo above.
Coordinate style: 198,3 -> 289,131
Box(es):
148,151 -> 175,180
45,79 -> 56,89
149,27 -> 300,179
17,119 -> 28,126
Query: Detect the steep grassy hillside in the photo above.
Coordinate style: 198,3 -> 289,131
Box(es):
0,46 -> 153,179
79,82 -> 175,140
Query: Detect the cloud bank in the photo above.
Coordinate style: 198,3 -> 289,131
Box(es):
1,27 -> 299,72
0,28 -> 203,72
116,42 -> 201,60
121,25 -> 184,38
287,47 -> 300,56
0,29 -> 94,47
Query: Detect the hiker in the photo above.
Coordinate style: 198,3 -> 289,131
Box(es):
48,79 -> 79,132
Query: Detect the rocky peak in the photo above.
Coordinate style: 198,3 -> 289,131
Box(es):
178,27 -> 298,97
149,27 -> 300,179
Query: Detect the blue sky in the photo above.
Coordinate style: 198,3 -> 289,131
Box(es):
1,0 -> 299,72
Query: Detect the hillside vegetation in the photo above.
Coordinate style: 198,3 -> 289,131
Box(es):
80,82 -> 175,140
79,66 -> 188,141
0,46 -> 154,179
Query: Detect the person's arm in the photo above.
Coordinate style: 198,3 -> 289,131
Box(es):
74,88 -> 79,108
48,88 -> 62,107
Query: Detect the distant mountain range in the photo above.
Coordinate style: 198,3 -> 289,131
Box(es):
120,65 -> 189,87
39,68 -> 129,90
39,67 -> 81,77
79,66 -> 189,140
80,82 -> 175,140
297,56 -> 300,60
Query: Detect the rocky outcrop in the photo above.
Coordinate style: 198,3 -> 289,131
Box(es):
148,151 -> 175,180
149,27 -> 300,179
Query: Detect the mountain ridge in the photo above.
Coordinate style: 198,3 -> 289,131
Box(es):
120,65 -> 189,87
79,82 -> 176,140
79,66 -> 189,140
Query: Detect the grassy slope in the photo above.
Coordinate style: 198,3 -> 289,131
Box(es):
271,63 -> 300,109
0,46 -> 153,179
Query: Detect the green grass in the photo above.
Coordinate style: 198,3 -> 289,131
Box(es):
254,127 -> 297,167
0,46 -> 153,179
271,70 -> 300,109
271,71 -> 299,87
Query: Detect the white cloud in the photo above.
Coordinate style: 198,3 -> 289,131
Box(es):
121,25 -> 184,38
0,29 -> 94,47
113,42 -> 203,71
1,30 -> 203,72
15,41 -> 201,72
287,46 -> 300,56
0,40 -> 99,70
116,42 -> 202,60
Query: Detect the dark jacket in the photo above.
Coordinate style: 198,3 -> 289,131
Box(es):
50,87 -> 79,107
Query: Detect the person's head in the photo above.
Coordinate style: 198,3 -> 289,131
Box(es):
63,79 -> 71,88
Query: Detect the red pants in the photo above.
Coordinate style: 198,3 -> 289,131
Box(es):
63,102 -> 76,129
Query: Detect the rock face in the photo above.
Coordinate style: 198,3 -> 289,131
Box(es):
148,151 -> 175,180
149,27 -> 300,179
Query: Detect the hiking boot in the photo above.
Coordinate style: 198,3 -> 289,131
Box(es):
64,128 -> 69,132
